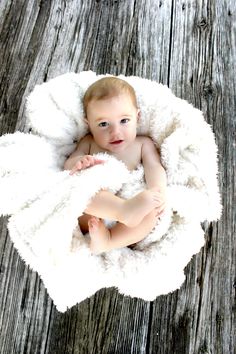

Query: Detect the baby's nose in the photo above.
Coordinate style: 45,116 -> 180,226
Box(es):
110,125 -> 120,135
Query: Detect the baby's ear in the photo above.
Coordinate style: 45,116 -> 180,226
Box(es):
137,109 -> 141,121
83,117 -> 89,125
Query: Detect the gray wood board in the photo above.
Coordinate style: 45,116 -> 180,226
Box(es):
0,0 -> 235,353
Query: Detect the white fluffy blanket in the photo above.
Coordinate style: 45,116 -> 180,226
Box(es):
0,71 -> 221,312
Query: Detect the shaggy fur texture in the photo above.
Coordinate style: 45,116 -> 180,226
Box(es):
0,71 -> 221,312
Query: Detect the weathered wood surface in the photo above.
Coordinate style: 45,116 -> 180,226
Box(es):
0,0 -> 235,353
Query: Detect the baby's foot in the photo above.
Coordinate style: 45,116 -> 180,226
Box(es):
121,190 -> 162,227
89,217 -> 111,255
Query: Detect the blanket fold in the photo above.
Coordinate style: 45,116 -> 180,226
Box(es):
0,71 -> 221,311
1,141 -> 130,261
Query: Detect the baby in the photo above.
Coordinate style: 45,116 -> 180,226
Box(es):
64,77 -> 167,254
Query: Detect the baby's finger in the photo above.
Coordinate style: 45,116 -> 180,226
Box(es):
155,203 -> 165,216
153,193 -> 164,202
69,161 -> 82,175
86,157 -> 97,167
156,209 -> 165,218
83,158 -> 91,168
86,158 -> 104,167
158,209 -> 165,218
94,159 -> 105,165
153,197 -> 162,204
88,157 -> 98,166
160,207 -> 165,215
69,168 -> 78,175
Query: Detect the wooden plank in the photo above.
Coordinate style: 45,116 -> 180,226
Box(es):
147,1 -> 236,353
0,0 -> 235,353
0,1 -> 172,353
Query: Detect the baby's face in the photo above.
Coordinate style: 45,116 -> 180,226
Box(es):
85,94 -> 139,153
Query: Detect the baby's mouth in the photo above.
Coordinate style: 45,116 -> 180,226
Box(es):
110,140 -> 124,145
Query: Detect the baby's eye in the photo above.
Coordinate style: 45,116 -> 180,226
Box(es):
120,118 -> 130,124
98,122 -> 109,127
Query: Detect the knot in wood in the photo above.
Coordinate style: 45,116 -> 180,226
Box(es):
202,85 -> 215,98
197,17 -> 209,31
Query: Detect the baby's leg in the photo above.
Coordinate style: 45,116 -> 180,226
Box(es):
78,213 -> 92,234
89,210 -> 158,254
84,189 -> 163,228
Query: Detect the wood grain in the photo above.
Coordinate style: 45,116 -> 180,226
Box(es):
0,0 -> 235,353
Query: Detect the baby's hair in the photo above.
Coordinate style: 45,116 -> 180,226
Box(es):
83,77 -> 138,115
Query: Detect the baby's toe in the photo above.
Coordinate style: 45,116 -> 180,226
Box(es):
88,217 -> 100,229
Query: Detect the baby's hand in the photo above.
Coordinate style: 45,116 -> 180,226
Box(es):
69,155 -> 104,175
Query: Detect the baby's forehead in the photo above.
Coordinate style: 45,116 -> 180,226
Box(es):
88,93 -> 135,108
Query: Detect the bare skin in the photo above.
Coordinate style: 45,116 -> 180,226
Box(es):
64,93 -> 167,254
88,210 -> 159,255
82,189 -> 164,228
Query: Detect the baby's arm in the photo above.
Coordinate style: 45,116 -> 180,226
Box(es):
141,137 -> 167,213
63,135 -> 104,174
141,137 -> 167,191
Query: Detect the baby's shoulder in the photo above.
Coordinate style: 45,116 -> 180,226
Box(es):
77,134 -> 93,146
136,135 -> 154,146
75,134 -> 93,155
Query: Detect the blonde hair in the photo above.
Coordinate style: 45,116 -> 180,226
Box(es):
83,77 -> 138,115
